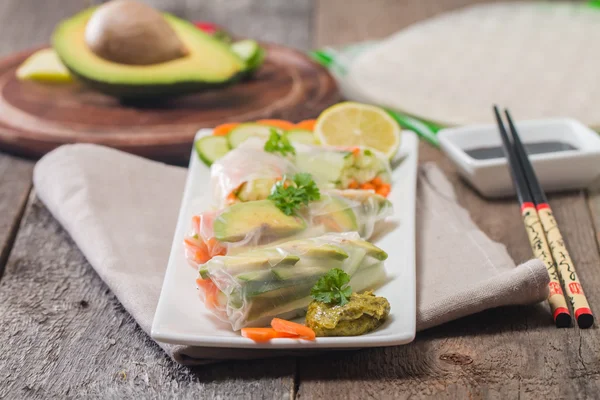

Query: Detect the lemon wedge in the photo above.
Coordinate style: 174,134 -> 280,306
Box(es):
315,102 -> 401,159
16,48 -> 72,83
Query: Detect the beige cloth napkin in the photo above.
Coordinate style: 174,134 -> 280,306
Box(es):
32,144 -> 549,365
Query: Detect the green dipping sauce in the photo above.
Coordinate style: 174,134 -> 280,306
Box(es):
306,291 -> 390,337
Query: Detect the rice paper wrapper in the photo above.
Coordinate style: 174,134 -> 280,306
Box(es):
197,232 -> 388,330
211,138 -> 298,206
184,191 -> 393,269
210,138 -> 392,207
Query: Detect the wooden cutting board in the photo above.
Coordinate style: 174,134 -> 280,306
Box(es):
0,43 -> 339,164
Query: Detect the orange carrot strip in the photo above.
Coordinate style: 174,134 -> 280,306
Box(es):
226,191 -> 238,204
241,328 -> 299,342
295,119 -> 316,131
271,318 -> 316,340
196,277 -> 210,289
352,147 -> 361,157
184,237 -> 205,251
376,184 -> 391,197
204,282 -> 219,309
191,215 -> 201,233
348,180 -> 359,189
256,119 -> 295,130
360,183 -> 376,191
213,122 -> 240,136
196,278 -> 219,309
195,248 -> 210,263
371,177 -> 384,187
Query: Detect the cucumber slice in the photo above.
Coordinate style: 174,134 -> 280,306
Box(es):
285,129 -> 316,145
272,264 -> 330,281
195,135 -> 230,166
231,40 -> 265,73
295,151 -> 348,185
227,123 -> 277,148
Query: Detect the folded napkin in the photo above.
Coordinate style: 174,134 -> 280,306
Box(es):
33,144 -> 549,365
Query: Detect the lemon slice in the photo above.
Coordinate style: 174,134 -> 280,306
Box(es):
315,102 -> 401,159
16,49 -> 72,83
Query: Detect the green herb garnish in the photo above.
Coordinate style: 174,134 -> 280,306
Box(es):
268,172 -> 320,216
264,129 -> 295,156
311,268 -> 353,306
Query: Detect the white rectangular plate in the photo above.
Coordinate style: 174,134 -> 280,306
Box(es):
152,130 -> 418,349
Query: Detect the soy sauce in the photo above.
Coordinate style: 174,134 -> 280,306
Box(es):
465,141 -> 578,160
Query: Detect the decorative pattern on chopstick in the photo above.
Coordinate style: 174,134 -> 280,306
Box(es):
493,106 -> 571,327
521,203 -> 570,321
504,109 -> 594,329
536,204 -> 593,327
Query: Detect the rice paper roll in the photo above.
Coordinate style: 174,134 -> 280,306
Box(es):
211,138 -> 298,206
210,138 -> 392,206
195,232 -> 388,330
184,190 -> 392,268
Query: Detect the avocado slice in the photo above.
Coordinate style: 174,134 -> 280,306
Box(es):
276,239 -> 349,261
231,39 -> 265,76
52,8 -> 245,98
236,178 -> 278,202
271,264 -> 331,281
309,194 -> 359,232
213,200 -> 306,242
200,253 -> 300,279
343,239 -> 388,261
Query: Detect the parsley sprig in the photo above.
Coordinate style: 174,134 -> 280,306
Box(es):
264,129 -> 296,157
268,173 -> 320,216
311,268 -> 353,306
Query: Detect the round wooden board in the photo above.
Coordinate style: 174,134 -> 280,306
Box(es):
0,43 -> 340,164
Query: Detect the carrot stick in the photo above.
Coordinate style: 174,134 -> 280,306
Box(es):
256,119 -> 295,130
213,122 -> 240,136
196,278 -> 219,309
191,215 -> 201,233
352,147 -> 361,157
371,177 -> 384,187
271,318 -> 316,340
241,328 -> 298,341
348,180 -> 359,189
295,119 -> 316,131
360,183 -> 376,191
376,184 -> 391,197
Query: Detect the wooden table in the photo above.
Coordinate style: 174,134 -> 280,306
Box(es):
1,1 -> 598,398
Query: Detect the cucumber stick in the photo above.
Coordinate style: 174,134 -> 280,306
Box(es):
285,129 -> 316,145
227,123 -> 277,148
195,136 -> 230,167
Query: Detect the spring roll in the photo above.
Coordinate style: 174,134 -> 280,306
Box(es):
211,138 -> 298,206
184,190 -> 392,268
211,138 -> 392,206
196,232 -> 388,330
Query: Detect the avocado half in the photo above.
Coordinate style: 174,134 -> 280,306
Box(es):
52,8 -> 246,98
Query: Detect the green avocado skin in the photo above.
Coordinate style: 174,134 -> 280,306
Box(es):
66,67 -> 245,99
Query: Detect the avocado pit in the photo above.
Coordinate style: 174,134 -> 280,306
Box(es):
85,0 -> 188,65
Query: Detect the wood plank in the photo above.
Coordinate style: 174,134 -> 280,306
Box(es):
0,0 -> 89,276
0,154 -> 32,277
0,197 -> 296,399
0,0 -> 313,397
297,143 -> 600,399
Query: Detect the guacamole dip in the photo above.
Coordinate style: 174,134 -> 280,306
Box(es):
306,291 -> 390,337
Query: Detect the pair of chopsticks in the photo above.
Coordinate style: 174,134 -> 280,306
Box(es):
493,106 -> 594,329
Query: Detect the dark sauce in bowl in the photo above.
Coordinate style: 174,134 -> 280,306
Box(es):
465,141 -> 578,160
